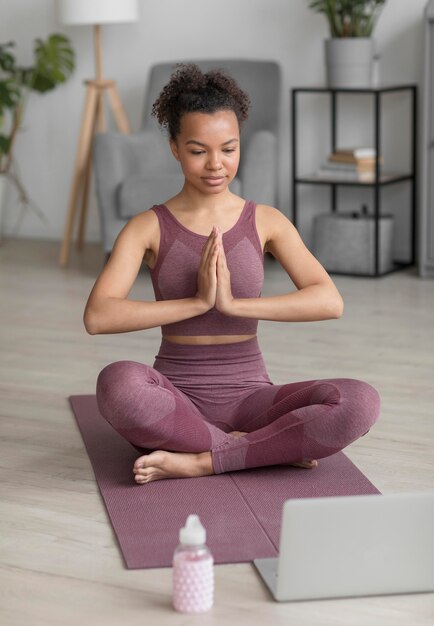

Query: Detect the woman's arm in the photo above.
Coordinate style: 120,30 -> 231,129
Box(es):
227,205 -> 344,322
83,212 -> 209,335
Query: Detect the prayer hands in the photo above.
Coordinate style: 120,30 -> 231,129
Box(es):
195,225 -> 235,315
214,226 -> 236,316
195,226 -> 219,310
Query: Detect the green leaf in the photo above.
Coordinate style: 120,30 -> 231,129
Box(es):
0,134 -> 11,153
0,42 -> 16,72
32,33 -> 75,93
0,79 -> 21,111
31,74 -> 56,92
307,0 -> 386,37
15,67 -> 34,89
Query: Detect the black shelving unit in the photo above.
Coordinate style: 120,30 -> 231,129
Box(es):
291,85 -> 417,277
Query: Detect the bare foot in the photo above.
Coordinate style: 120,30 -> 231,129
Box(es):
229,431 -> 318,469
289,459 -> 318,469
133,450 -> 214,484
229,430 -> 247,438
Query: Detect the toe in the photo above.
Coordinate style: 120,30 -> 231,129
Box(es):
134,455 -> 148,470
135,471 -> 151,483
134,452 -> 159,471
302,460 -> 318,468
290,459 -> 318,469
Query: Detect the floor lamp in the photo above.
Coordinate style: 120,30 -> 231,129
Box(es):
58,0 -> 139,267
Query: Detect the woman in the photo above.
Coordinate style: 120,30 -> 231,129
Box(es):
83,64 -> 380,485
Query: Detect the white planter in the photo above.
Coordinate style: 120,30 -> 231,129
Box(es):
325,38 -> 374,88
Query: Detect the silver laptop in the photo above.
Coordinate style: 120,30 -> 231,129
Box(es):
253,492 -> 434,602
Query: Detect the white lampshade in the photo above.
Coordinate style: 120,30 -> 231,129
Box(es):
58,0 -> 139,25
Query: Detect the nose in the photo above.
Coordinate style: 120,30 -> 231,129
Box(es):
206,152 -> 223,170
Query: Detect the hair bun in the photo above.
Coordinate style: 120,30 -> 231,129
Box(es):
151,63 -> 250,140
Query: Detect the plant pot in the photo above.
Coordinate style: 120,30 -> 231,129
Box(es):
325,38 -> 374,89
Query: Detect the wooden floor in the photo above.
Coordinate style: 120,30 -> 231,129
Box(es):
1,238 -> 433,626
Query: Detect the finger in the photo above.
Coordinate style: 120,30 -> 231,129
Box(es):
202,227 -> 217,265
214,229 -> 224,248
211,241 -> 221,264
205,226 -> 217,242
219,251 -> 228,272
216,249 -> 223,277
209,226 -> 222,256
204,242 -> 219,273
214,228 -> 223,249
205,226 -> 217,251
217,243 -> 225,263
215,227 -> 223,243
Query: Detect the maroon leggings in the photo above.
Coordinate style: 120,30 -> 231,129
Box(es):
96,337 -> 380,474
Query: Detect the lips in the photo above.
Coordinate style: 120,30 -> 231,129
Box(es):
202,175 -> 226,186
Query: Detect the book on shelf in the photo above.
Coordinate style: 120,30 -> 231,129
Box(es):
308,168 -> 400,183
319,161 -> 379,174
315,158 -> 380,176
312,168 -> 377,182
333,147 -> 377,159
328,147 -> 383,167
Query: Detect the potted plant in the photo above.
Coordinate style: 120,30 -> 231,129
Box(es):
308,0 -> 386,88
0,34 -> 75,239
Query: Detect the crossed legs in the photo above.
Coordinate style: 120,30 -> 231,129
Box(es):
96,360 -> 380,484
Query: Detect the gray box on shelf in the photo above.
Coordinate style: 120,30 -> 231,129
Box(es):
312,213 -> 394,275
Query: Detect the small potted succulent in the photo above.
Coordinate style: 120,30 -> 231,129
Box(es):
0,34 -> 75,238
308,0 -> 387,88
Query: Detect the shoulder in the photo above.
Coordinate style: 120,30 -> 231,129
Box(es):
123,207 -> 160,240
254,203 -> 297,253
109,208 -> 161,260
255,203 -> 289,222
129,206 -> 160,226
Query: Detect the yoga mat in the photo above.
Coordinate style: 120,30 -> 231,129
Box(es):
69,395 -> 381,569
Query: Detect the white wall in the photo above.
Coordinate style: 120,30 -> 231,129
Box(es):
0,0 -> 427,257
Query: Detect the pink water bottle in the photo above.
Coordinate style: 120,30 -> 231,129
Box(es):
172,514 -> 214,613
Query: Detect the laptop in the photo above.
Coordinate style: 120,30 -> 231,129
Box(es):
253,491 -> 434,602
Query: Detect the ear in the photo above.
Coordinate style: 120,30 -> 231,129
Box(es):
169,138 -> 180,161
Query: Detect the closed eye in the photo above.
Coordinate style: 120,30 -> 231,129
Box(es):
191,149 -> 236,155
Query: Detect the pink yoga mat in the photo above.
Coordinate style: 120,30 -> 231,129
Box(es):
69,395 -> 381,569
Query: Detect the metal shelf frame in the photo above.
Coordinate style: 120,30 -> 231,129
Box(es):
291,84 -> 417,277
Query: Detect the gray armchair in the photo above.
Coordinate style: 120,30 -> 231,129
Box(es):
93,59 -> 281,253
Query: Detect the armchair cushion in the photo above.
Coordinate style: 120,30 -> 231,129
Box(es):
117,173 -> 185,219
240,130 -> 277,206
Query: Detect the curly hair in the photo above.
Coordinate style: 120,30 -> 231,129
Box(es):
151,63 -> 251,140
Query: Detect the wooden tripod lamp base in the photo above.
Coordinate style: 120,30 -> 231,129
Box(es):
58,78 -> 130,267
57,3 -> 139,265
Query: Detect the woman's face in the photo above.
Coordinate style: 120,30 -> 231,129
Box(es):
169,109 -> 240,194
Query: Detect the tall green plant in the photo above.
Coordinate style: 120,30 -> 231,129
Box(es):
308,0 -> 386,37
0,34 -> 75,173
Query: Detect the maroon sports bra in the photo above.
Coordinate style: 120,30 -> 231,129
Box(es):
148,200 -> 264,336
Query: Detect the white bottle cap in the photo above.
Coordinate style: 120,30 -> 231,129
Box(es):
179,514 -> 206,545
